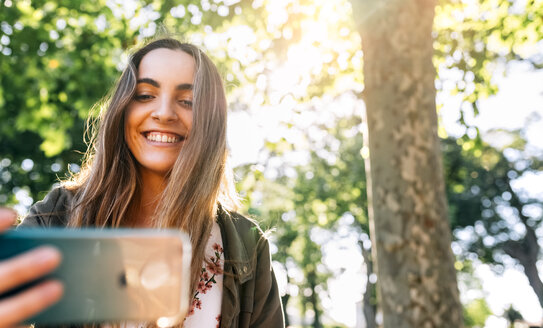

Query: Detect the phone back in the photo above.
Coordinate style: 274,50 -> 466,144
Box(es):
0,228 -> 191,327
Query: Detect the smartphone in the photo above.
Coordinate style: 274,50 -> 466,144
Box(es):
0,228 -> 191,327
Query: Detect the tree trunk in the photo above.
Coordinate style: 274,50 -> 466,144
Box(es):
504,226 -> 543,308
308,270 -> 322,328
360,241 -> 377,328
350,0 -> 464,327
504,188 -> 543,308
301,294 -> 308,327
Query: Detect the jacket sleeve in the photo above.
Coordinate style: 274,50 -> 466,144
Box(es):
18,187 -> 71,228
249,237 -> 285,327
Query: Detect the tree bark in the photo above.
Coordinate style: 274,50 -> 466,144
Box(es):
308,270 -> 322,328
504,188 -> 543,308
350,0 -> 464,327
360,242 -> 377,328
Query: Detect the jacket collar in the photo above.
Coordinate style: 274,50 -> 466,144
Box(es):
216,206 -> 254,283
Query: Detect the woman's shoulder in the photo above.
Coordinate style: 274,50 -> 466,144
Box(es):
224,210 -> 261,230
18,186 -> 74,228
217,208 -> 272,283
218,208 -> 267,242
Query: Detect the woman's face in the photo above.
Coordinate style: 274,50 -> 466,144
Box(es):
124,48 -> 195,177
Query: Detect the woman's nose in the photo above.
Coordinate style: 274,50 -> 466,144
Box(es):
151,98 -> 178,122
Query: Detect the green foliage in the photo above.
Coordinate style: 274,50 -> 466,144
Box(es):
504,304 -> 523,327
454,258 -> 493,328
1,1 -> 124,204
463,298 -> 492,328
0,0 -> 238,206
434,0 -> 543,129
291,115 -> 367,230
235,110 -> 368,324
443,132 -> 543,271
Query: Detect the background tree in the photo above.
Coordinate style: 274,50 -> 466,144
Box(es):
454,259 -> 492,328
443,130 -> 543,308
504,305 -> 523,328
235,106 -> 369,327
350,0 -> 464,326
434,0 -> 543,322
433,0 -> 543,129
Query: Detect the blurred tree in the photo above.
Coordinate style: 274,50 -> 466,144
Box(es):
288,114 -> 367,328
454,259 -> 493,327
0,0 -> 128,207
433,0 -> 543,128
443,130 -> 543,308
235,109 -> 369,327
0,0 -> 137,206
463,298 -> 492,328
504,305 -> 523,328
350,0 -> 464,326
434,0 -> 543,317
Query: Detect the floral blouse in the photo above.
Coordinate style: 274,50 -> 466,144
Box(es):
183,221 -> 224,328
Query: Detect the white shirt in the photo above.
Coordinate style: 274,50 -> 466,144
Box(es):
183,221 -> 224,328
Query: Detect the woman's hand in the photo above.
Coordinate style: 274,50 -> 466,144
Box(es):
0,208 -> 64,328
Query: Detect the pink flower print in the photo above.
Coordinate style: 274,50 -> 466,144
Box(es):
194,299 -> 202,310
187,298 -> 200,316
197,280 -> 206,293
201,282 -> 212,294
207,262 -> 223,275
188,241 -> 225,316
212,243 -> 223,253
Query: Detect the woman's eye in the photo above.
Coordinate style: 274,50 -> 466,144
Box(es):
135,94 -> 154,101
178,99 -> 193,108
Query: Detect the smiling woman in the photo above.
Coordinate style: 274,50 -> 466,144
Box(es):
124,48 -> 195,180
0,38 -> 285,328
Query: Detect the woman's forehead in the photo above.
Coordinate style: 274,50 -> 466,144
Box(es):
138,48 -> 196,82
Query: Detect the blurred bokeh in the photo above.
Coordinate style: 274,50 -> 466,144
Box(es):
0,0 -> 542,327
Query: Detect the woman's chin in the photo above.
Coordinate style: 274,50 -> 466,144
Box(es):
137,160 -> 177,178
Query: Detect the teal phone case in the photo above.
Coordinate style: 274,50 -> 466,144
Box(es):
0,228 -> 191,327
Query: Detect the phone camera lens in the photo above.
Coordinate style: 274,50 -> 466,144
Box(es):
118,271 -> 128,288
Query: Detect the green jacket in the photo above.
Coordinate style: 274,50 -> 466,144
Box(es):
19,187 -> 285,328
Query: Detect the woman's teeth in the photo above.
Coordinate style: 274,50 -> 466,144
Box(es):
146,133 -> 180,143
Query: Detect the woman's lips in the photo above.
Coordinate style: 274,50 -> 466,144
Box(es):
142,131 -> 185,143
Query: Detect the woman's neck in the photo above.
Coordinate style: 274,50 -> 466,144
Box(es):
128,170 -> 167,228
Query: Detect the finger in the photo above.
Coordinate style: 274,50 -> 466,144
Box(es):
0,247 -> 62,294
0,208 -> 17,231
0,280 -> 63,328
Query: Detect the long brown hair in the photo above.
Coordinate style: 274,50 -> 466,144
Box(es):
64,38 -> 238,294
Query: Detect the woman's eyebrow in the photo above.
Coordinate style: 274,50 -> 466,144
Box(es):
136,78 -> 159,87
135,79 -> 192,91
176,83 -> 193,90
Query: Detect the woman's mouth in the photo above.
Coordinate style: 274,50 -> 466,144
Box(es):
143,132 -> 185,144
